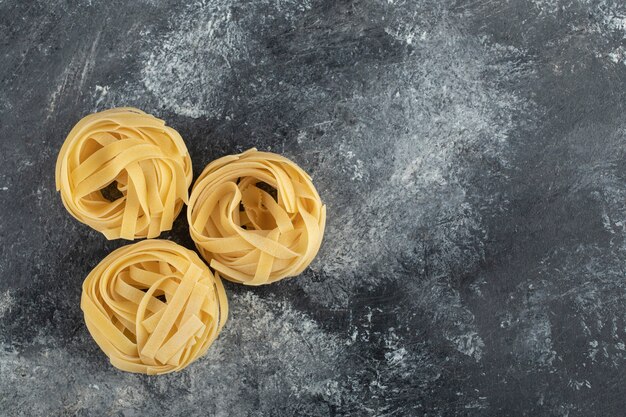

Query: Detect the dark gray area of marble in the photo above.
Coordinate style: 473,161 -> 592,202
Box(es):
2,0 -> 626,416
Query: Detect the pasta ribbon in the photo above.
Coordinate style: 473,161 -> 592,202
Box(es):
188,148 -> 326,285
55,108 -> 192,240
81,239 -> 228,375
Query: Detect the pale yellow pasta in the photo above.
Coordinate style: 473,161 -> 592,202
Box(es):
187,148 -> 326,285
81,239 -> 228,375
55,108 -> 192,240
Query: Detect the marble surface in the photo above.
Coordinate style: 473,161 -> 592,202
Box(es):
1,0 -> 626,415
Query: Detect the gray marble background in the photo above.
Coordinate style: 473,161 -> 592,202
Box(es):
2,0 -> 626,415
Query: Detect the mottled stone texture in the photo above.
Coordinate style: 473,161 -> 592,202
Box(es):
1,0 -> 626,415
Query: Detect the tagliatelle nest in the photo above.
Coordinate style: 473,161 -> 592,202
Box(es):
55,108 -> 192,240
187,148 -> 326,285
81,239 -> 228,375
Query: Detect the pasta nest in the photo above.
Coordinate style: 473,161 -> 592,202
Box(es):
55,108 -> 192,240
188,148 -> 326,285
81,240 -> 228,375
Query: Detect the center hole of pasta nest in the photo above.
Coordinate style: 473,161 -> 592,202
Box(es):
101,181 -> 123,202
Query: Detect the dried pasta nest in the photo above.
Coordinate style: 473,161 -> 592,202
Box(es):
81,239 -> 228,375
188,148 -> 326,285
55,108 -> 192,240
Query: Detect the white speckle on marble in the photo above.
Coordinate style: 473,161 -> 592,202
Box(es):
568,379 -> 592,390
0,290 -> 13,318
385,346 -> 408,365
93,85 -> 110,110
604,13 -> 626,35
296,131 -> 307,144
583,3 -> 626,65
450,331 -> 485,361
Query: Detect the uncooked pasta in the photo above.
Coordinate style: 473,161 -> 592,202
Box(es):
55,108 -> 192,240
188,148 -> 326,285
81,239 -> 228,375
